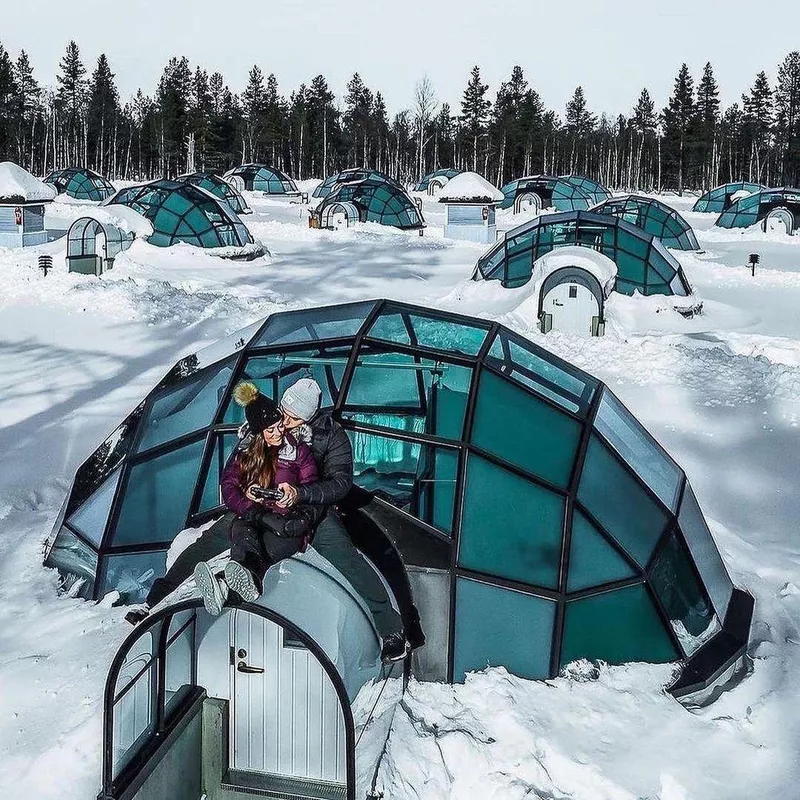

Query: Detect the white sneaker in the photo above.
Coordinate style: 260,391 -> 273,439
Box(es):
224,561 -> 261,603
194,562 -> 227,616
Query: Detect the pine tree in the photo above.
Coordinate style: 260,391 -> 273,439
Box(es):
56,40 -> 87,165
372,91 -> 390,174
13,51 -> 40,168
156,56 -> 193,176
307,75 -> 337,176
742,71 -> 773,182
491,66 -> 531,184
564,86 -> 596,173
775,51 -> 800,185
631,88 -> 657,189
0,44 -> 19,161
242,66 -> 266,162
189,67 -> 212,169
662,64 -> 695,192
461,66 -> 491,172
344,73 -> 373,166
695,63 -> 720,186
433,103 -> 455,170
87,54 -> 119,174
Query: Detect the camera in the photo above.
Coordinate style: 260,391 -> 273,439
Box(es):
249,485 -> 285,502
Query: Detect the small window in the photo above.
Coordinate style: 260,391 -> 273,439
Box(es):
569,285 -> 578,299
283,631 -> 307,649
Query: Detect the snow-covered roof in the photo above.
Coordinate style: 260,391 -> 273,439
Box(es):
531,246 -> 618,296
0,162 -> 57,204
73,204 -> 154,237
438,172 -> 504,204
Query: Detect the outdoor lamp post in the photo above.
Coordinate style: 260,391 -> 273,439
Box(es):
748,253 -> 760,276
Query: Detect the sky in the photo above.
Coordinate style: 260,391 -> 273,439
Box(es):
1,0 -> 797,118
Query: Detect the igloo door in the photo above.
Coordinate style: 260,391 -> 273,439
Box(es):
764,207 -> 794,235
229,610 -> 347,786
542,281 -> 600,335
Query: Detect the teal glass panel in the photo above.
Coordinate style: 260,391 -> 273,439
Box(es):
113,439 -> 205,546
99,549 -> 167,605
253,302 -> 374,347
165,619 -> 194,717
650,530 -> 720,657
348,427 -> 457,534
561,584 -> 678,667
136,360 -> 235,453
67,468 -> 121,546
44,527 -> 98,600
367,310 -> 488,356
454,577 -> 556,681
614,250 -> 646,285
472,370 -> 580,488
199,434 -> 238,512
459,455 -> 564,588
567,510 -> 637,592
594,388 -> 681,510
367,313 -> 412,345
678,484 -> 734,618
577,436 -> 668,567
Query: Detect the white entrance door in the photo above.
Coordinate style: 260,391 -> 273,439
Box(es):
765,208 -> 793,235
229,610 -> 346,783
332,211 -> 348,230
542,282 -> 599,335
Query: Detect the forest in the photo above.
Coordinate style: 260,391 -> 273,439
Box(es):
0,40 -> 798,192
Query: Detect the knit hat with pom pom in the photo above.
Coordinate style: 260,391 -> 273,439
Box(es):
233,381 -> 282,434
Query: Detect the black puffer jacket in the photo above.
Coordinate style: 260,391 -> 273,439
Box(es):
295,412 -> 353,506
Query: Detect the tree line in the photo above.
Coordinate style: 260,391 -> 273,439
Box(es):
0,40 -> 799,192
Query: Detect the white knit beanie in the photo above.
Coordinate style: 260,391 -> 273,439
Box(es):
281,378 -> 323,421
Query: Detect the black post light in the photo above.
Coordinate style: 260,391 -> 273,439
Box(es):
748,253 -> 759,276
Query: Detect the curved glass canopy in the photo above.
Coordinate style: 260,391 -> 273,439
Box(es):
716,187 -> 800,231
106,180 -> 255,250
313,168 -> 405,200
315,178 -> 424,230
45,299 -> 748,696
693,182 -> 766,214
177,172 -> 251,215
499,175 -> 603,212
45,166 -> 115,202
414,168 -> 461,192
223,164 -> 299,194
475,210 -> 692,295
592,195 -> 700,251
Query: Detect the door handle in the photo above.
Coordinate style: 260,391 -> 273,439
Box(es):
237,661 -> 265,674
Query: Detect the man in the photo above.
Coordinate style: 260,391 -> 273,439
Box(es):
276,378 -> 411,663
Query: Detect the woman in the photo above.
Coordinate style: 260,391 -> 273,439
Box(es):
193,381 -> 318,616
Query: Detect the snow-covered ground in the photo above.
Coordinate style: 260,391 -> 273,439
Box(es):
1,189 -> 799,799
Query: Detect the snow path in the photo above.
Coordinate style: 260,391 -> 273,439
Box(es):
0,192 -> 799,798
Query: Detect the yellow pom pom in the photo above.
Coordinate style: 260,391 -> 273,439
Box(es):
233,381 -> 259,407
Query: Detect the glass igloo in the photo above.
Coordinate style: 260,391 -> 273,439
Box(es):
499,175 -> 603,213
475,210 -> 692,295
177,172 -> 251,215
591,195 -> 700,251
414,168 -> 461,193
106,180 -> 259,254
45,300 -> 750,699
561,175 -> 611,206
314,177 -> 424,230
45,166 -> 115,202
716,187 -> 800,233
693,182 -> 766,214
223,164 -> 299,195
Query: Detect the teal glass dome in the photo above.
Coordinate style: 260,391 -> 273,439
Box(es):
499,175 -> 607,212
223,164 -> 299,195
106,180 -> 257,253
45,299 -> 749,699
45,166 -> 115,201
414,168 -> 461,192
475,210 -> 692,295
177,172 -> 251,215
693,182 -> 766,213
716,187 -> 800,232
315,177 -> 424,230
591,195 -> 700,251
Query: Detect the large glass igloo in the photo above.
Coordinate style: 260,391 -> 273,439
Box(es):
314,177 -> 424,230
475,210 -> 692,295
693,182 -> 766,214
223,164 -> 299,195
45,166 -> 115,202
106,180 -> 259,255
414,168 -> 461,193
591,195 -> 700,251
313,168 -> 405,200
45,300 -> 750,699
499,175 -> 607,213
716,187 -> 800,233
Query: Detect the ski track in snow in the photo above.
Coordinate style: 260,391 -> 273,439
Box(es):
1,192 -> 800,799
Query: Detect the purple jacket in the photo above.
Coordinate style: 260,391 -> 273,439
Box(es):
221,433 -> 318,519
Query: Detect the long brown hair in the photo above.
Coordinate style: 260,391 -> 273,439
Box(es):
237,434 -> 279,489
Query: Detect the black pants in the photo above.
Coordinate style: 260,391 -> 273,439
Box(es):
229,517 -> 303,584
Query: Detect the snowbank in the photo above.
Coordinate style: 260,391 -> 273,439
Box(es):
66,204 -> 154,237
438,171 -> 503,203
0,161 -> 57,203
